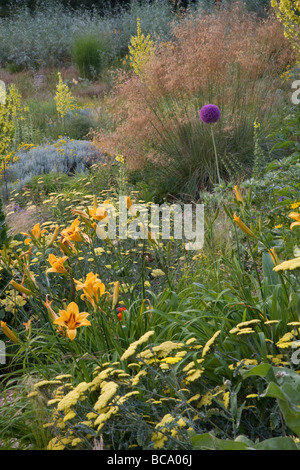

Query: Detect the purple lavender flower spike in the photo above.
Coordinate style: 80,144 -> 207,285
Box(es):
199,104 -> 221,124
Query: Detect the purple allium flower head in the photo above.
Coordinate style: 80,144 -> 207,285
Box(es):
199,104 -> 221,124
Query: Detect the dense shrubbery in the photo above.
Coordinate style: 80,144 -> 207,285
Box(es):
0,0 -> 174,70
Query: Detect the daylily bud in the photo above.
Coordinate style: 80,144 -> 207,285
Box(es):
10,280 -> 34,296
48,225 -> 60,247
1,321 -> 21,343
112,281 -> 120,308
233,185 -> 244,203
233,213 -> 255,238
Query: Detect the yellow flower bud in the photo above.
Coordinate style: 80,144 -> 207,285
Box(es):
1,321 -> 21,343
112,281 -> 120,308
10,280 -> 34,296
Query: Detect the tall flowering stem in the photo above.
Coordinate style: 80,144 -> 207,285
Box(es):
199,104 -> 221,184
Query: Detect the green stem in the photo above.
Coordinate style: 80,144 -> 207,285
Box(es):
211,126 -> 221,185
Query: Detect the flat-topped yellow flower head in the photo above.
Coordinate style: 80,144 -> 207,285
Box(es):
53,302 -> 91,340
273,257 -> 300,272
46,254 -> 69,275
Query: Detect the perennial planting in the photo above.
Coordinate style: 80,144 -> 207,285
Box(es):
0,0 -> 300,452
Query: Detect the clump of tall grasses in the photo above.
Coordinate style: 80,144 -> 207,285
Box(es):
95,3 -> 293,199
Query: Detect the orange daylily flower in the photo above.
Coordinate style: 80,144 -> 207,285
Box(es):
23,319 -> 32,331
46,254 -> 69,275
20,223 -> 48,245
289,212 -> 300,230
233,213 -> 255,237
53,302 -> 91,341
117,306 -> 126,321
74,272 -> 108,308
43,295 -> 58,322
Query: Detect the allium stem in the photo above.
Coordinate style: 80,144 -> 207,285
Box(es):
210,126 -> 221,185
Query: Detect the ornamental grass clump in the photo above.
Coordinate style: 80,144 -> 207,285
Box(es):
95,3 -> 293,197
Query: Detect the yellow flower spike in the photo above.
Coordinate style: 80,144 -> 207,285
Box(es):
48,225 -> 60,247
46,254 -> 69,275
233,185 -> 244,203
112,281 -> 120,309
10,280 -> 33,296
1,321 -> 21,343
233,213 -> 256,238
53,302 -> 91,341
288,212 -> 300,230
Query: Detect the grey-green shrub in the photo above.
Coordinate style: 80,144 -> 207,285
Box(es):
4,138 -> 104,195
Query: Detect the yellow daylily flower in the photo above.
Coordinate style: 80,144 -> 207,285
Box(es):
46,254 -> 69,275
289,212 -> 300,230
61,218 -> 83,243
88,200 -> 110,222
1,321 -> 21,343
233,213 -> 255,237
73,272 -> 108,307
20,223 -> 48,245
53,302 -> 91,341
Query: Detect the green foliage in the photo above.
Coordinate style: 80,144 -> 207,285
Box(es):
71,34 -> 110,80
0,195 -> 8,247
